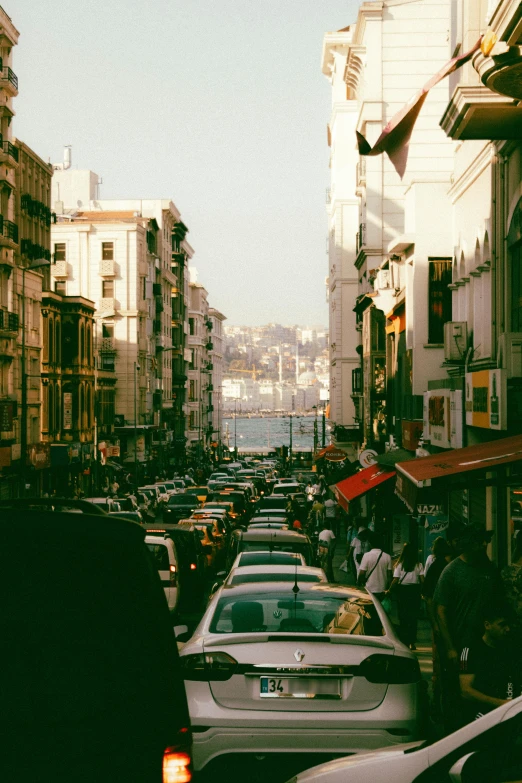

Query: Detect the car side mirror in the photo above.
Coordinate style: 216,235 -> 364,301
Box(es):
174,624 -> 189,641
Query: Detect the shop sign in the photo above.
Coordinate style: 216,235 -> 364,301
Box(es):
359,449 -> 378,468
424,389 -> 463,448
27,442 -> 51,470
108,445 -> 120,457
416,503 -> 445,515
0,445 -> 11,468
402,420 -> 424,451
0,400 -> 16,432
465,369 -> 507,430
63,392 -> 73,430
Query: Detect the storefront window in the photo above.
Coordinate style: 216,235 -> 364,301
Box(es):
509,486 -> 522,565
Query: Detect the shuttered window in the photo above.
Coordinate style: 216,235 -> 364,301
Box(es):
428,258 -> 452,344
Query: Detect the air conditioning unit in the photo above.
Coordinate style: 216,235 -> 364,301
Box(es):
498,332 -> 522,378
376,270 -> 390,290
444,321 -> 468,361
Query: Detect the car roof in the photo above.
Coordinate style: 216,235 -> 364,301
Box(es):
219,582 -> 368,599
233,528 -> 310,542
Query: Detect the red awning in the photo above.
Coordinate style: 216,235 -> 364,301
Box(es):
334,464 -> 395,511
395,434 -> 522,488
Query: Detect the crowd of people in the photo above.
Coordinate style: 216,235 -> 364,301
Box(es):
307,492 -> 522,735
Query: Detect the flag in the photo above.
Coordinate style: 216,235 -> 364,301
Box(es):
356,38 -> 482,178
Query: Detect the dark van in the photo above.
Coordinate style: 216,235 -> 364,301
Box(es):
0,503 -> 192,782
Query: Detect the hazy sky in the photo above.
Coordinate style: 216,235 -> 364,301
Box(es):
12,0 -> 359,326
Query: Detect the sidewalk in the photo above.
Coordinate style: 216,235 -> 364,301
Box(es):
331,536 -> 433,684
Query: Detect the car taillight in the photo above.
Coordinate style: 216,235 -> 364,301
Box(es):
360,654 -> 421,684
180,651 -> 238,681
190,563 -> 197,570
170,564 -> 177,586
163,748 -> 192,783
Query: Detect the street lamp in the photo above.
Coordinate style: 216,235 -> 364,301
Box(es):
20,258 -> 51,496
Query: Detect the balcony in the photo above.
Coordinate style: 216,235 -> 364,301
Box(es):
172,373 -> 188,385
153,319 -> 162,334
156,334 -> 167,350
0,216 -> 18,247
99,259 -> 115,276
0,66 -> 18,94
153,390 -> 163,408
1,140 -> 19,165
99,337 -> 116,353
99,298 -> 116,314
355,222 -> 366,255
52,260 -> 68,278
474,0 -> 522,100
0,308 -> 18,333
206,341 -> 214,351
207,404 -> 214,412
155,296 -> 164,313
152,282 -> 162,296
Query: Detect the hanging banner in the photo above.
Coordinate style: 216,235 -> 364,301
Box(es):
465,369 -> 507,430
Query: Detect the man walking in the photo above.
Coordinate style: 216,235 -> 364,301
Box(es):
324,493 -> 338,536
357,532 -> 392,601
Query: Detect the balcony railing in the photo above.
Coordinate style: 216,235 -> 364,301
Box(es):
0,308 -> 18,332
0,66 -> 17,90
355,222 -> 366,254
1,218 -> 18,243
206,341 -> 214,351
2,141 -> 18,163
99,337 -> 116,352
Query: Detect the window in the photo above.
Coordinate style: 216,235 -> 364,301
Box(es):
102,323 -> 113,339
189,379 -> 196,401
102,242 -> 114,260
189,318 -> 195,335
189,411 -> 198,430
54,243 -> 66,262
428,258 -> 452,344
102,279 -> 114,298
55,280 -> 66,295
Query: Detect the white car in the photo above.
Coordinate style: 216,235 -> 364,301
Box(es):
231,551 -> 307,569
225,564 -> 327,586
179,583 -> 422,772
288,695 -> 522,783
145,535 -> 179,615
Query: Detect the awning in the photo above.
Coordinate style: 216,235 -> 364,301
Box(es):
395,434 -> 522,512
334,464 -> 396,511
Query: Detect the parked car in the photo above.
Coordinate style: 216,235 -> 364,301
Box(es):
163,494 -> 200,523
230,551 -> 307,569
145,534 -> 179,616
109,510 -> 144,524
83,496 -> 122,514
226,528 -> 315,569
289,695 -> 522,783
178,520 -> 218,570
180,583 -> 421,772
1,503 -> 192,782
145,523 -> 207,611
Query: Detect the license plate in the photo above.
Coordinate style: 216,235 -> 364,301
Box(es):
259,677 -> 341,699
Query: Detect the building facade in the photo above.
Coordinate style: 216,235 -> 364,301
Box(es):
187,277 -> 211,459
208,306 -> 226,458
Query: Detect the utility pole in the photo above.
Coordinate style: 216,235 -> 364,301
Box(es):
322,403 -> 326,448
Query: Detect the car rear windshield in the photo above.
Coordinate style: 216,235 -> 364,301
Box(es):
230,573 -> 322,585
209,591 -> 383,636
168,495 -> 198,506
146,542 -> 170,570
238,552 -> 303,566
240,540 -> 312,561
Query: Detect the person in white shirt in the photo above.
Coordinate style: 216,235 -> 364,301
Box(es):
350,526 -> 370,577
357,532 -> 393,600
318,522 -> 336,580
386,542 -> 424,650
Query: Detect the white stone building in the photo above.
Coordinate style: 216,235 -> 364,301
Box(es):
208,307 -> 226,447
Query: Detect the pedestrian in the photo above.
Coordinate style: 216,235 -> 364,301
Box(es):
386,542 -> 424,650
459,601 -> 521,724
109,479 -> 119,497
324,493 -> 338,536
311,495 -> 325,528
433,525 -> 501,733
318,521 -> 336,581
349,523 -> 370,577
357,532 -> 393,602
305,482 -> 314,508
501,534 -> 522,646
422,536 -> 452,717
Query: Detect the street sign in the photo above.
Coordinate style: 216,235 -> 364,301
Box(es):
359,449 -> 378,468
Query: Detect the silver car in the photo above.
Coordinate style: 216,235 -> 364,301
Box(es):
179,583 -> 422,771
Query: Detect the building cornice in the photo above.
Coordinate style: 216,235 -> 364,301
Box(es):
440,84 -> 522,140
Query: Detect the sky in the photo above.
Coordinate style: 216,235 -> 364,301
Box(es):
12,0 -> 359,326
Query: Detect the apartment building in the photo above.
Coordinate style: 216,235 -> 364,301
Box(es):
208,306 -> 226,454
324,0 -> 455,455
187,276 -> 211,457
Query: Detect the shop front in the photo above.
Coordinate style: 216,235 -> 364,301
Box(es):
395,434 -> 522,568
